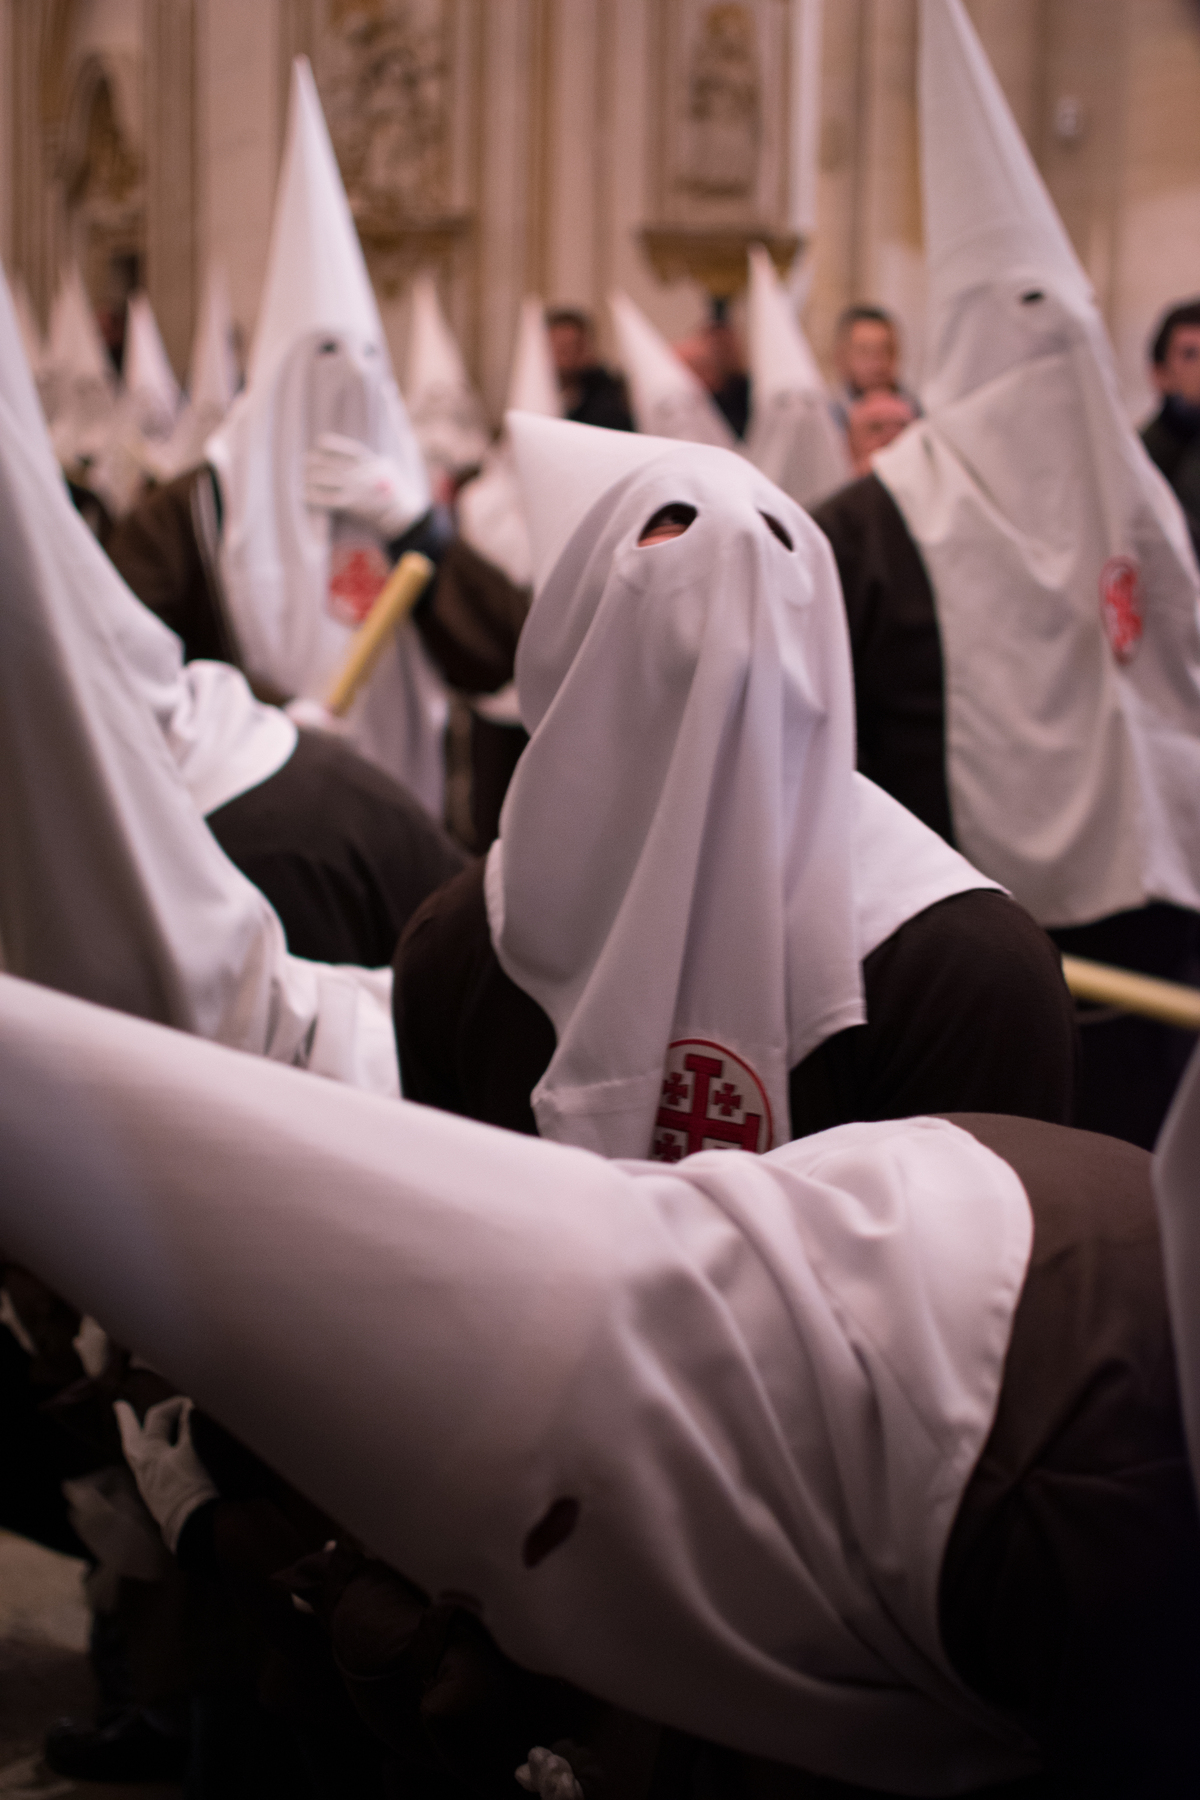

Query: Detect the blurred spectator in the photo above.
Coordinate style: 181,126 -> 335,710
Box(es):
546,307 -> 633,431
1142,298 -> 1200,556
845,388 -> 917,475
831,304 -> 919,431
673,308 -> 750,437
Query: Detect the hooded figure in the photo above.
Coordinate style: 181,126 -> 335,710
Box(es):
393,415 -> 1075,1154
105,65 -> 529,813
43,263 -> 118,477
82,290 -> 185,517
609,290 -> 737,448
403,270 -> 490,490
813,0 -> 1200,1148
0,256 -> 462,974
743,244 -> 850,507
0,376 -> 398,1090
3,973 -> 1197,1792
456,297 -> 558,845
157,261 -> 239,479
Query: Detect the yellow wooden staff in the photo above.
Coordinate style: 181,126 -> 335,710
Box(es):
1061,955 -> 1200,1032
324,551 -> 435,718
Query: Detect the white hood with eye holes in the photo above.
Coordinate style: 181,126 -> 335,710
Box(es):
873,0 -> 1200,929
206,60 -> 445,816
501,415 -> 994,1159
0,970 -> 1036,1791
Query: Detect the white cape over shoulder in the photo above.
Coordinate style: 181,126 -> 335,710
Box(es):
0,970 -> 1036,1792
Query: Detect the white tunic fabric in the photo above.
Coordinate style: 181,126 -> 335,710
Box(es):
873,0 -> 1200,929
0,969 -> 1037,1791
496,416 -> 993,1158
0,390 -> 396,1093
744,245 -> 850,508
206,60 -> 445,815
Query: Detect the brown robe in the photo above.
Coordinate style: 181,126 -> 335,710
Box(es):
392,859 -> 1077,1139
105,466 -> 529,698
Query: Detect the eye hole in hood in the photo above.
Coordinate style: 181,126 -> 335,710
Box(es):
761,512 -> 793,551
638,502 -> 697,547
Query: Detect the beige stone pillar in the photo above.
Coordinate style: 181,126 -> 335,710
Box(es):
144,0 -> 197,375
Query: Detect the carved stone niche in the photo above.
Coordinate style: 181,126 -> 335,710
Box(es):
58,53 -> 144,323
643,0 -> 802,299
312,0 -> 472,297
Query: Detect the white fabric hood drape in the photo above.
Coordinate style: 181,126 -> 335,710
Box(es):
744,245 -> 850,507
45,263 -> 117,469
0,970 -> 1036,1790
158,263 -> 240,480
403,271 -> 490,481
873,0 -> 1200,929
0,258 -> 295,822
498,416 -> 992,1158
0,391 -> 396,1093
206,59 -> 444,815
609,290 -> 737,448
458,296 -> 560,590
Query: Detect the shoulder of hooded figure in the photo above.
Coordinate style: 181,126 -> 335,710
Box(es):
106,466 -> 210,603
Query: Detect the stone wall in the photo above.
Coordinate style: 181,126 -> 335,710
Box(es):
3,0 -> 1199,421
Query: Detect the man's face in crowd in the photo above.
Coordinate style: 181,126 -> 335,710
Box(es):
548,321 -> 593,381
837,319 -> 899,396
846,389 -> 916,474
1155,325 -> 1200,408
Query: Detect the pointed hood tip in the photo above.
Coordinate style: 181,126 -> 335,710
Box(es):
247,54 -> 386,390
919,0 -> 1089,307
746,244 -> 826,402
508,410 -> 687,593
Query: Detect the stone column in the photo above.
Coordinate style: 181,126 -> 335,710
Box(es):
144,0 -> 197,375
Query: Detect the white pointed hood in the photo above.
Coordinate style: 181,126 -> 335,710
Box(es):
191,262 -> 239,418
123,292 -> 181,440
0,256 -> 295,819
247,58 -> 382,390
157,263 -> 240,477
744,246 -> 850,507
0,970 -> 1037,1789
457,299 -> 560,590
1154,1043 -> 1200,1508
0,267 -> 59,472
872,0 -> 1200,928
498,415 -> 994,1158
403,271 -> 489,480
609,290 -> 736,448
206,59 -> 443,814
0,376 -> 395,1089
45,263 -> 117,467
11,273 -> 44,380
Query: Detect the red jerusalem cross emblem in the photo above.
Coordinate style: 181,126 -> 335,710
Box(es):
328,542 -> 390,628
1100,555 -> 1143,664
650,1040 -> 774,1163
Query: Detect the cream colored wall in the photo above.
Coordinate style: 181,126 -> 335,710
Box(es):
5,0 -> 1200,423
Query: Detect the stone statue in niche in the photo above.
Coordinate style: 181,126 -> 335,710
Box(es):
678,3 -> 761,199
321,0 -> 449,220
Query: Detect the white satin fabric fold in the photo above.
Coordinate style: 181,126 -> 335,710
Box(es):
0,971 -> 1036,1791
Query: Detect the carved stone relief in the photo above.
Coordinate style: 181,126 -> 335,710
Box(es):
644,0 -> 799,297
294,0 -> 472,297
678,4 -> 761,200
319,0 -> 451,221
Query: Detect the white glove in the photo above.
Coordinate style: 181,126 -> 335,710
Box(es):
515,1748 -> 584,1800
304,432 -> 426,540
284,696 -> 351,737
113,1396 -> 219,1554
